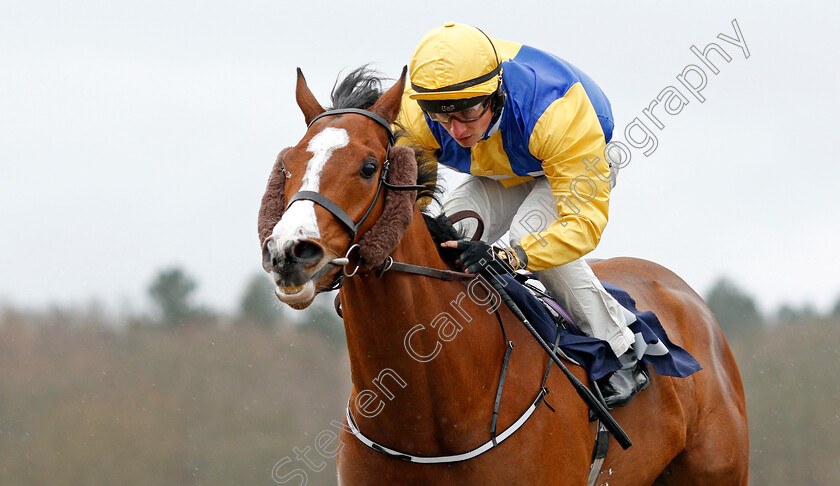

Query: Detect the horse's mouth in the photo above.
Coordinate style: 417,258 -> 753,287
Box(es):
274,280 -> 317,310
272,259 -> 340,310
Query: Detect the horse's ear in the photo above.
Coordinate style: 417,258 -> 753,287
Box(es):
295,68 -> 326,125
370,66 -> 407,124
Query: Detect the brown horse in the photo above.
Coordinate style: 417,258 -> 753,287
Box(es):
258,68 -> 749,485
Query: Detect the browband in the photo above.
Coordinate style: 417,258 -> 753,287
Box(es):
308,108 -> 395,146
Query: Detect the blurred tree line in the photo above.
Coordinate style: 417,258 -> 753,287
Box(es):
144,266 -> 344,344
0,266 -> 347,486
703,276 -> 840,485
705,276 -> 840,333
0,269 -> 838,485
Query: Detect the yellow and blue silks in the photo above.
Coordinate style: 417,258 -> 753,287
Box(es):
398,39 -> 615,270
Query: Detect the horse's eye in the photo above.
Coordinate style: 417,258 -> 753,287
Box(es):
359,160 -> 378,179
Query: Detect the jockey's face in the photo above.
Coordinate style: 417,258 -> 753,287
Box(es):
436,102 -> 494,148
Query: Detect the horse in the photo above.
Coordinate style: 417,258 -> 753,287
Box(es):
258,67 -> 749,485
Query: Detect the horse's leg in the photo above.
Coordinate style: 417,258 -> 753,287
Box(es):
589,258 -> 749,485
652,393 -> 749,485
654,446 -> 749,485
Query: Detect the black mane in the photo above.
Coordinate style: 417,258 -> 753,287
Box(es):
422,213 -> 465,269
329,65 -> 386,110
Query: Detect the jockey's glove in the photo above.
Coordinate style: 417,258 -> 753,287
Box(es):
455,241 -> 528,276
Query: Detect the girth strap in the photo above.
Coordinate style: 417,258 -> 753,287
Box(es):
588,422 -> 611,486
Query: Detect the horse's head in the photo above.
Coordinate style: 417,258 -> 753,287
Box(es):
258,67 -> 419,309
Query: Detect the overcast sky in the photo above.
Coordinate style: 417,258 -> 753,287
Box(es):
1,1 -> 838,316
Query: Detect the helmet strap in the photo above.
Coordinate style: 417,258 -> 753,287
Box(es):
482,85 -> 506,138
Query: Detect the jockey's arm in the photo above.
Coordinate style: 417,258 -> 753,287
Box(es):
520,82 -> 612,271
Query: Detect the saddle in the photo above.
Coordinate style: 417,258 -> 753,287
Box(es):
499,272 -> 702,381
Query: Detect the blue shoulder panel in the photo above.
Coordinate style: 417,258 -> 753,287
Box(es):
496,57 -> 549,176
508,45 -> 614,143
423,44 -> 614,176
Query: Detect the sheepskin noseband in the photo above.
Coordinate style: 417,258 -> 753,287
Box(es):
256,145 -> 418,268
257,147 -> 292,244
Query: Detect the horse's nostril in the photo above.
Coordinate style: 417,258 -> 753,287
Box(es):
292,240 -> 325,262
262,238 -> 279,272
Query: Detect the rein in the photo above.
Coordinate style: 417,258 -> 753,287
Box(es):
343,289 -> 551,465
340,263 -> 615,483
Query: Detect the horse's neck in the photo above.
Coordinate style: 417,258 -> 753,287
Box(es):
339,209 -> 505,446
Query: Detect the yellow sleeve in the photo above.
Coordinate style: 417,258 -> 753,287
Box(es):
394,89 -> 440,210
520,82 -> 611,270
395,88 -> 439,150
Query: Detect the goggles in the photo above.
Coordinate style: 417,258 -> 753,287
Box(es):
419,97 -> 492,124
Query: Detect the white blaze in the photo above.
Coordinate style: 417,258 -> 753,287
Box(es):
271,127 -> 349,243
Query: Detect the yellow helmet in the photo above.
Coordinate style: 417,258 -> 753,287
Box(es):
409,23 -> 502,104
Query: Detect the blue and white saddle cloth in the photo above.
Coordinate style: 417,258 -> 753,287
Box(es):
498,274 -> 702,381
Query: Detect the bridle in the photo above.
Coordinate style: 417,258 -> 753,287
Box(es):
283,108 -> 427,285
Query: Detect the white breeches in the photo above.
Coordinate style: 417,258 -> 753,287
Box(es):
443,176 -> 635,356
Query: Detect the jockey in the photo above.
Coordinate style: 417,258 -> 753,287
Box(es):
397,23 -> 648,407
